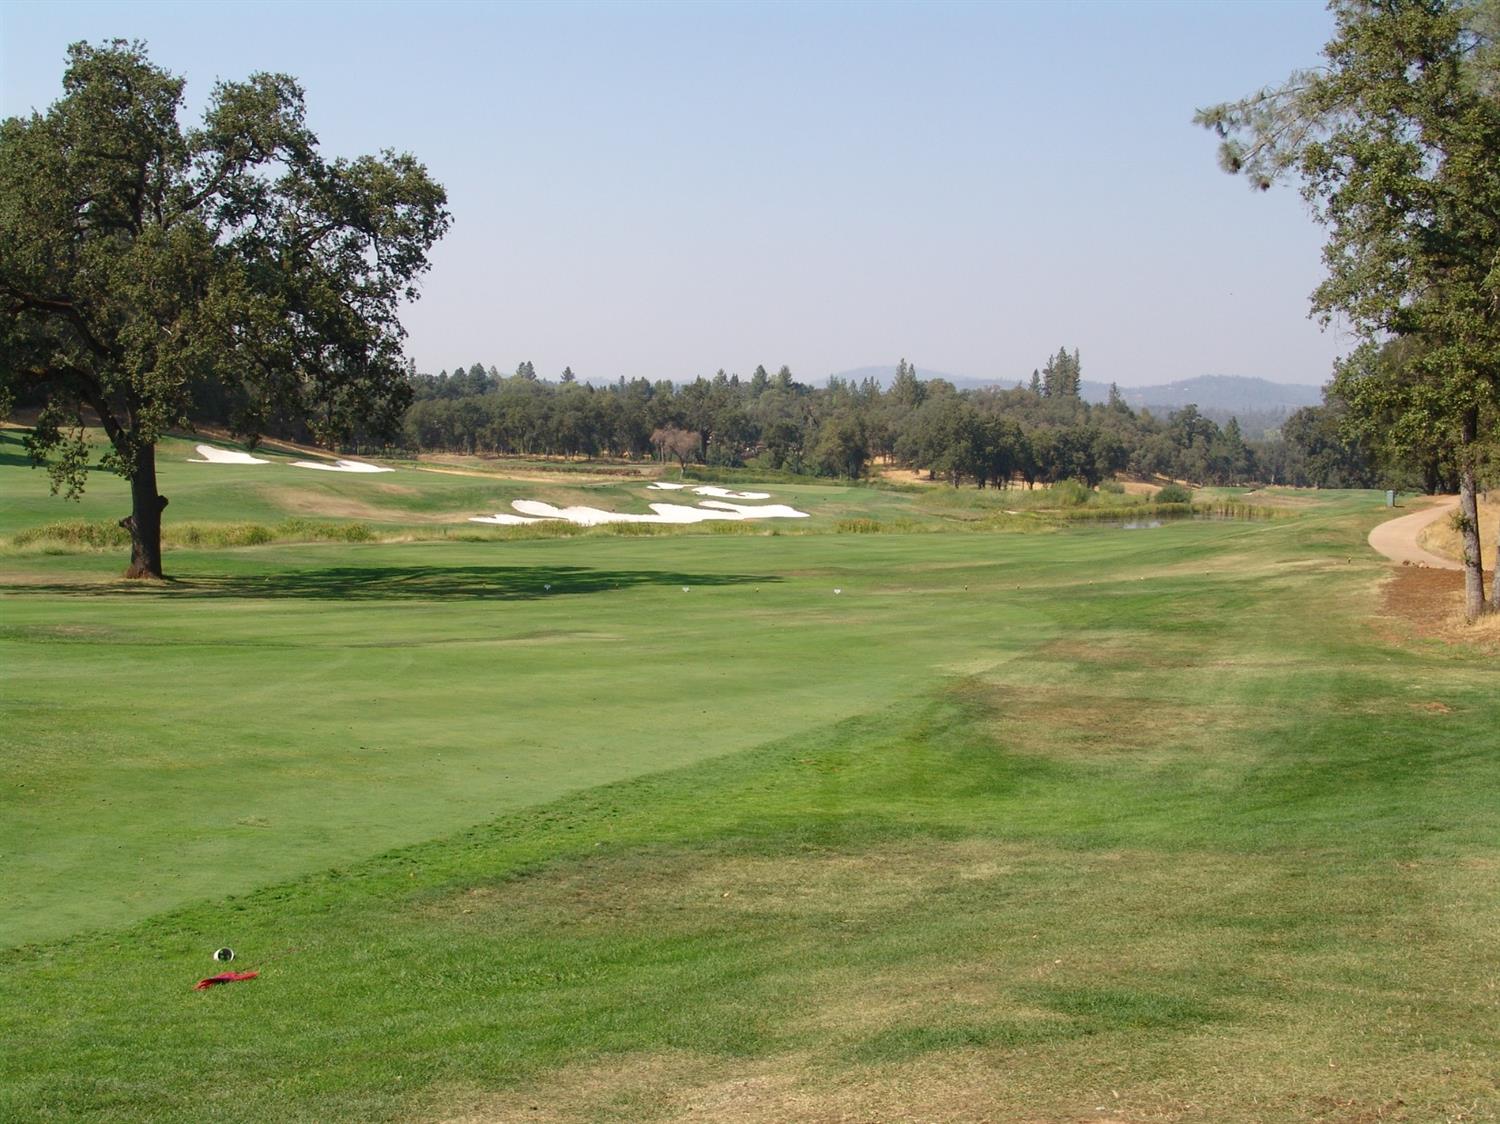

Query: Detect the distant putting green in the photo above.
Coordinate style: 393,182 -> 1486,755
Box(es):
2,434 -> 1496,1122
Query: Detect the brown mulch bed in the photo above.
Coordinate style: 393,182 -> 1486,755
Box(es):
1380,564 -> 1500,650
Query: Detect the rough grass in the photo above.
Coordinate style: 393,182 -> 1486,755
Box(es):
1417,494 -> 1499,564
9,517 -> 377,551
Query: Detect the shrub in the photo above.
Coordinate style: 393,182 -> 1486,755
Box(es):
12,521 -> 129,549
604,522 -> 674,537
1049,479 -> 1091,507
1097,479 -> 1126,495
1155,483 -> 1193,504
9,518 -> 380,552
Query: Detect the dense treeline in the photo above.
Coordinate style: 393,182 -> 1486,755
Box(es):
394,350 -> 1391,490
136,342 -> 1448,490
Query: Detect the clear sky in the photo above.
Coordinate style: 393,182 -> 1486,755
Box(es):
1,0 -> 1354,388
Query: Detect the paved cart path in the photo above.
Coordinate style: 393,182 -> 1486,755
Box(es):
1367,496 -> 1460,570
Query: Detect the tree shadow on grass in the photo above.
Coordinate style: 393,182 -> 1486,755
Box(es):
2,564 -> 781,602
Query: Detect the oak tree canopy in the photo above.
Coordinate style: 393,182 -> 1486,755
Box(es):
0,40 -> 450,577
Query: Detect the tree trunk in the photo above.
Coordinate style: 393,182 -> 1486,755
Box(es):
1456,410 -> 1486,623
1492,493 -> 1499,610
120,442 -> 167,580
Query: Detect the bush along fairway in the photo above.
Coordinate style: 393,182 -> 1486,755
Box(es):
1,450 -> 1497,1122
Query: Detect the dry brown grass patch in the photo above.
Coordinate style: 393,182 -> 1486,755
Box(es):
876,467 -> 941,486
1415,496 -> 1500,564
423,840 -> 1049,935
409,841 -> 1500,1123
262,486 -> 485,524
966,683 -> 1230,761
1035,635 -> 1191,671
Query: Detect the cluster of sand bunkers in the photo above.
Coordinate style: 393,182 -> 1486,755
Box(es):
189,445 -> 393,474
188,444 -> 810,526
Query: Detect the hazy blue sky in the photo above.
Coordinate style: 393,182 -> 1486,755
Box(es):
2,1 -> 1354,388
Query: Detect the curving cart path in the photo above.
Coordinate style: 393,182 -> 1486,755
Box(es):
1367,496 -> 1461,570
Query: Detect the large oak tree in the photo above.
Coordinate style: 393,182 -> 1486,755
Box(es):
1198,0 -> 1500,619
0,41 -> 449,577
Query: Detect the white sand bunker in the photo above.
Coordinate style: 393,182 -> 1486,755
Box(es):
697,499 -> 808,518
646,482 -> 771,500
470,497 -> 809,526
189,444 -> 269,465
692,485 -> 771,499
290,459 -> 393,474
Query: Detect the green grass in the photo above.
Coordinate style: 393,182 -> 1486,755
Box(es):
0,427 -> 1272,546
2,434 -> 1496,1121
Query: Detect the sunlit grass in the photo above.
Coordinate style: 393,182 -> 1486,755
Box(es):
2,435 -> 1491,1121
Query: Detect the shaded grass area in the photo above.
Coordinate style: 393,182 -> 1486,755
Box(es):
1,562 -> 777,602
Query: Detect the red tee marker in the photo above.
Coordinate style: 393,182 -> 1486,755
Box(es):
194,970 -> 258,990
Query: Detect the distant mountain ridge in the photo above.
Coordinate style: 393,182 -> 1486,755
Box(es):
1078,375 -> 1324,413
830,366 -> 1324,414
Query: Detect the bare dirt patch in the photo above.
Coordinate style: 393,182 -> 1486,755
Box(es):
1410,700 -> 1452,715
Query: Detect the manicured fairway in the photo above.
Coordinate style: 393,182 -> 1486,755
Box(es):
5,530 -> 1058,944
2,448 -> 1497,1122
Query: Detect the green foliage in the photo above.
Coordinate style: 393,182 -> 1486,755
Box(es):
1280,399 -> 1383,489
0,40 -> 448,573
11,520 -> 130,549
1048,479 -> 1092,507
1097,479 -> 1126,494
812,410 -> 870,478
403,346 -> 1258,491
1040,346 -> 1082,399
1154,483 -> 1193,504
1200,0 -> 1500,614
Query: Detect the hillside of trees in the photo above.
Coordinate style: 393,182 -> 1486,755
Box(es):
5,337 -> 1448,492
387,349 -> 1413,491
